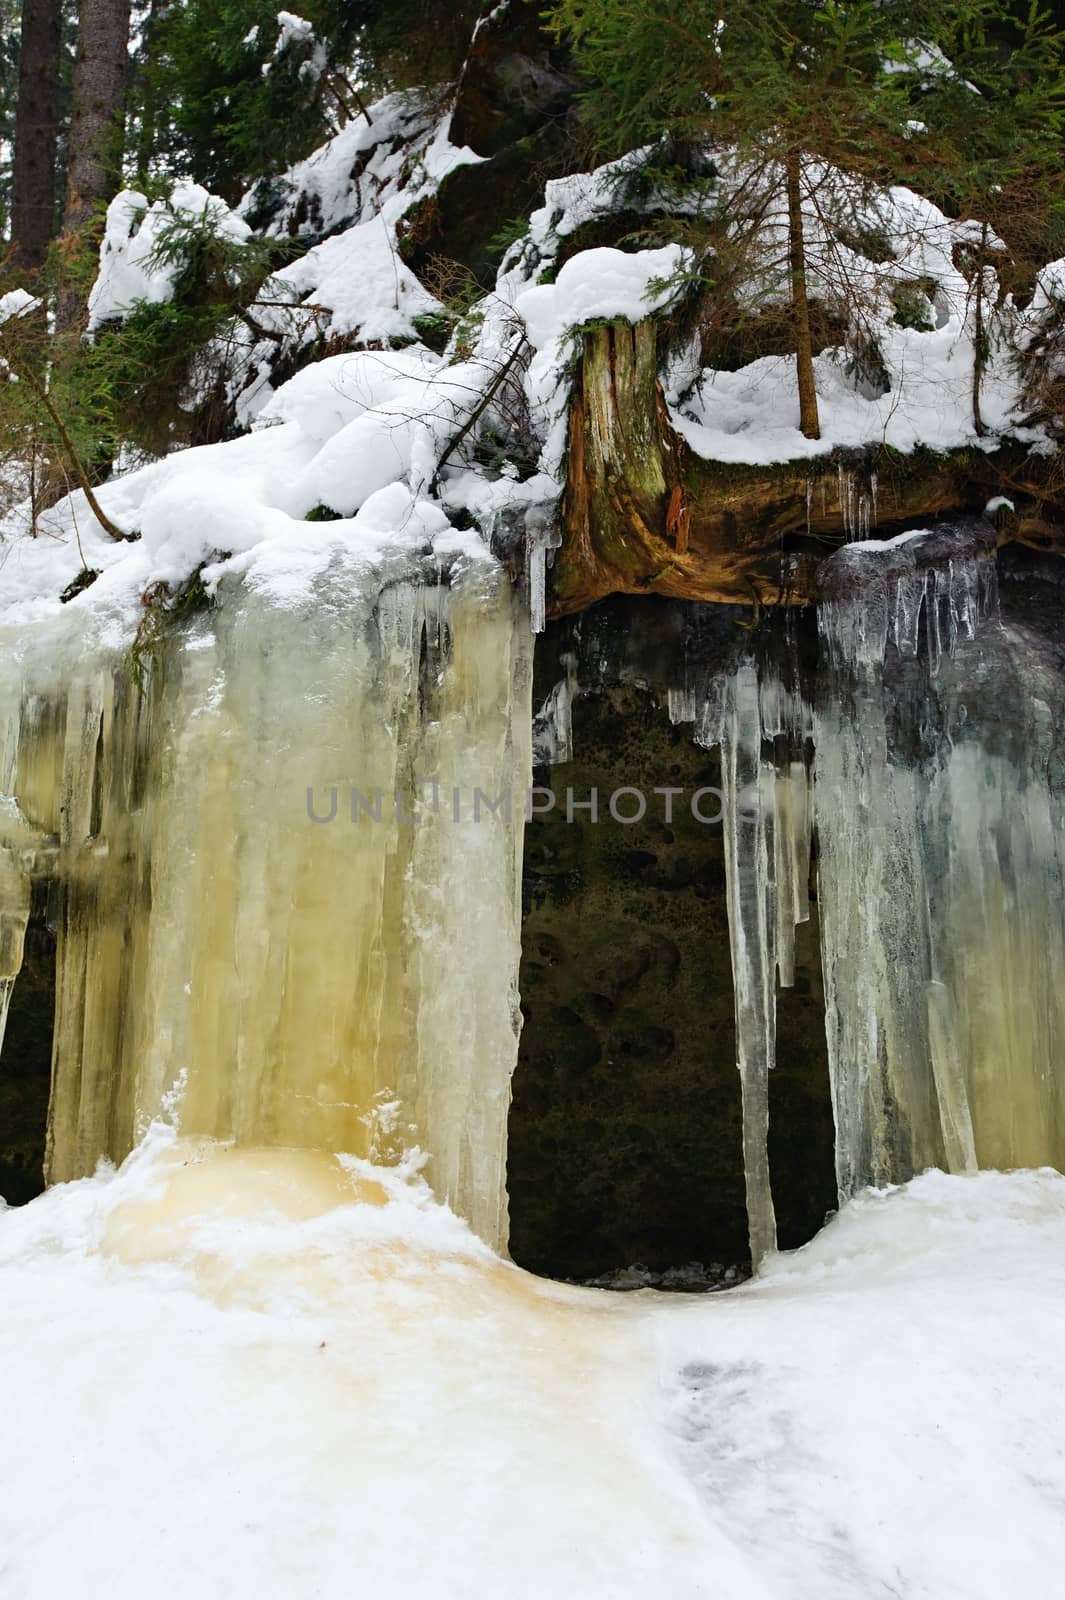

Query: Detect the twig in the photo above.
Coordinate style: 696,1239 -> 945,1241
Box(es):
12,359 -> 128,541
433,331 -> 530,481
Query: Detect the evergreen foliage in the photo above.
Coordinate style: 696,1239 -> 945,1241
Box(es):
134,0 -> 480,198
547,0 -> 1065,437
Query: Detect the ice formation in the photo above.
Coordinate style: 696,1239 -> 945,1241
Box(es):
2,80 -> 1063,1283
815,529 -> 1065,1197
668,658 -> 812,1267
0,562 -> 531,1250
661,515 -> 1065,1262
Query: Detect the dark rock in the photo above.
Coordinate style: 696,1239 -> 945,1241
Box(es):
450,0 -> 578,158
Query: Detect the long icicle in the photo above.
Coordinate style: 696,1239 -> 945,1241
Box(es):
721,664 -> 778,1268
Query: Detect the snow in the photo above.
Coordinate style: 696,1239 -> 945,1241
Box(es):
81,96 -> 486,430
667,323 -> 1020,464
230,99 -> 485,418
88,186 -> 252,331
2,1130 -> 1064,1599
0,341 -> 508,632
0,287 -> 39,324
513,244 -> 688,350
496,151 -> 1040,471
660,169 -> 1029,464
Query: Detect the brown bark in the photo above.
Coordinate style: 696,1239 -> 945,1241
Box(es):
9,0 -> 63,276
972,220 -> 988,438
56,0 -> 132,333
549,317 -> 1050,621
786,150 -> 821,441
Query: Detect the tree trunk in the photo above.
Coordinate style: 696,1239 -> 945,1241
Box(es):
9,0 -> 63,275
55,0 -> 132,334
972,220 -> 988,438
786,150 -> 820,441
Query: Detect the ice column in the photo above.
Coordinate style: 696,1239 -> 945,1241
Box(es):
11,560 -> 531,1253
813,520 -> 1062,1195
720,664 -> 779,1266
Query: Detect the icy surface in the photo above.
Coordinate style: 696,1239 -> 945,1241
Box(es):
0,563 -> 531,1251
814,570 -> 1065,1197
2,1136 -> 1065,1598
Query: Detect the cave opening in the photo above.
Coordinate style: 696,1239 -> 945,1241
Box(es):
0,882 -> 55,1205
507,596 -> 838,1288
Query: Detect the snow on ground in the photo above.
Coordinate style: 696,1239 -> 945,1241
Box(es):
496,152 -> 1048,469
1,1132 -> 1064,1600
7,118 -> 1058,638
0,343 -> 509,637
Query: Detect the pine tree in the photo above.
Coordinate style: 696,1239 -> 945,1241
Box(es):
549,0 -> 1065,442
9,0 -> 63,274
902,5 -> 1065,433
56,0 -> 132,334
139,0 -> 479,201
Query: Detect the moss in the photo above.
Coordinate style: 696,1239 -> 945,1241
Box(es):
410,311 -> 453,354
59,567 -> 101,604
402,120 -> 587,290
551,209 -> 657,272
126,562 -> 220,689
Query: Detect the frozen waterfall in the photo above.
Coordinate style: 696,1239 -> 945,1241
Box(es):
667,519 -> 1065,1264
0,561 -> 532,1253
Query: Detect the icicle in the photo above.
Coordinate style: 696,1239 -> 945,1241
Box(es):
694,675 -> 726,749
813,683 -> 939,1198
0,827 -> 29,1059
816,520 -> 997,674
892,570 -> 926,659
524,504 -> 561,636
925,567 -> 945,676
718,665 -> 778,1268
532,650 -> 577,765
814,561 -> 1064,1201
773,761 -> 811,990
527,542 -> 547,635
667,686 -> 700,725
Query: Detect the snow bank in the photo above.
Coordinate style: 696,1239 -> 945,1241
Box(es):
663,1167 -> 1065,1600
0,341 -> 504,632
2,1137 -> 1064,1598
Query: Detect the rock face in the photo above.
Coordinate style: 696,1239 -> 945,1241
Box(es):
449,0 -> 577,158
401,0 -> 583,290
551,319 -> 1065,618
507,598 -> 836,1281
